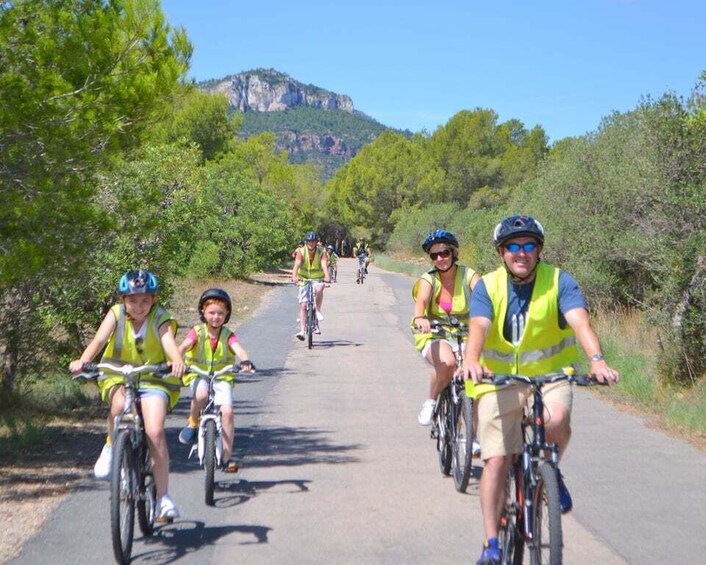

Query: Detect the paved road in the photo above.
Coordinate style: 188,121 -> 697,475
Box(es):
11,259 -> 706,564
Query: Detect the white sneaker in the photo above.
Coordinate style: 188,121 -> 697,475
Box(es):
94,443 -> 112,479
316,310 -> 324,322
157,494 -> 180,522
472,440 -> 481,456
314,326 -> 321,335
417,399 -> 436,426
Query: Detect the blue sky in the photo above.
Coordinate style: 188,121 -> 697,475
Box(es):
161,0 -> 705,143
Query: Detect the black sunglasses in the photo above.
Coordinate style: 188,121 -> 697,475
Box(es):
429,249 -> 451,260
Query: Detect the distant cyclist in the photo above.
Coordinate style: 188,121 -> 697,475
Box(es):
412,230 -> 480,427
353,237 -> 371,283
326,244 -> 338,282
292,231 -> 330,340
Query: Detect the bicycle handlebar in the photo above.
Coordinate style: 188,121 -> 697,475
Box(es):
480,372 -> 608,387
427,318 -> 468,338
72,361 -> 171,382
185,361 -> 255,379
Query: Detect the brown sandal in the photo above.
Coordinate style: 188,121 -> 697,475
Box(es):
223,459 -> 239,473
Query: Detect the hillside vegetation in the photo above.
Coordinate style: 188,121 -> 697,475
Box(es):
0,1 -> 704,436
239,107 -> 389,178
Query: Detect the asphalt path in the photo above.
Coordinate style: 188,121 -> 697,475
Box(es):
11,259 -> 706,564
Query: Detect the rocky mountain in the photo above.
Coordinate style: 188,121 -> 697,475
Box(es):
198,68 -> 393,177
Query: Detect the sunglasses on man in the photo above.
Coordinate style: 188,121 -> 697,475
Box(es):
505,241 -> 538,254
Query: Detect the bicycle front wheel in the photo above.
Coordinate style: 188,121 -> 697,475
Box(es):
436,390 -> 452,476
137,442 -> 156,536
530,462 -> 563,565
452,395 -> 475,492
110,429 -> 136,565
306,302 -> 315,349
204,419 -> 217,506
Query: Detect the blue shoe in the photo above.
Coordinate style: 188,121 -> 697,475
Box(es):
178,425 -> 197,445
476,537 -> 501,565
557,470 -> 573,514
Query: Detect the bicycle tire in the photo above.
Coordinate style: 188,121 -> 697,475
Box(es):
498,462 -> 525,565
136,442 -> 156,536
306,301 -> 315,349
110,429 -> 135,565
452,395 -> 475,492
529,462 -> 563,565
436,390 -> 452,476
204,419 -> 217,506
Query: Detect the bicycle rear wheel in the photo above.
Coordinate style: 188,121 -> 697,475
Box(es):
204,419 -> 217,506
136,442 -> 156,536
110,429 -> 136,565
529,462 -> 563,565
435,390 -> 452,476
499,462 -> 524,565
452,395 -> 475,492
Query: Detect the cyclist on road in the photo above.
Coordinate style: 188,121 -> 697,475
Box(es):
412,230 -> 480,430
326,244 -> 338,282
353,237 -> 371,282
458,215 -> 620,565
69,269 -> 185,521
292,231 -> 330,340
177,288 -> 255,473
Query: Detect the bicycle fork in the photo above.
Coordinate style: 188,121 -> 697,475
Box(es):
189,413 -> 223,467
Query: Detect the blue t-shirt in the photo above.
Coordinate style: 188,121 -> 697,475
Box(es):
470,269 -> 587,343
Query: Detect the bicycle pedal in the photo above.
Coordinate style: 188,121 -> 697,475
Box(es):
155,516 -> 174,524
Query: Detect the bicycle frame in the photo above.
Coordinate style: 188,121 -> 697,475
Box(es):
186,364 -> 238,467
73,361 -> 170,564
487,372 -> 603,562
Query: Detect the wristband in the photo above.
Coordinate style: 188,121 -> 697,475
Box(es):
413,316 -> 427,321
590,353 -> 605,362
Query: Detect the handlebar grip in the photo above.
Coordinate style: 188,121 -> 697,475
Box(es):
83,362 -> 98,372
153,362 -> 172,377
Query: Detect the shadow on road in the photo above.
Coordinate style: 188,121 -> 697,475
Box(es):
213,477 -> 311,508
133,520 -> 271,563
169,423 -> 362,476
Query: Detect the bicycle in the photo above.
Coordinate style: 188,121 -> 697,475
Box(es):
428,318 -> 477,492
356,252 -> 367,284
74,361 -> 171,565
184,363 -> 251,505
480,371 -> 606,565
299,279 -> 319,349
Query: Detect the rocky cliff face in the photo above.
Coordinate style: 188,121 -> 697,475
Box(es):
202,68 -> 355,113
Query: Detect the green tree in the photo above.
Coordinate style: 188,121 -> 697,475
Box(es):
0,0 -> 191,394
154,86 -> 240,162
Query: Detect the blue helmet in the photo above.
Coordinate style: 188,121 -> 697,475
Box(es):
304,231 -> 318,242
493,215 -> 545,247
422,229 -> 459,253
118,270 -> 158,295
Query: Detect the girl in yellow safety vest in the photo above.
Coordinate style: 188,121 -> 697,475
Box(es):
177,288 -> 254,473
69,269 -> 185,522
